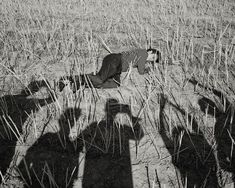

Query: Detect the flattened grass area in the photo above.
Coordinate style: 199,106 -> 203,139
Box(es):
0,0 -> 235,187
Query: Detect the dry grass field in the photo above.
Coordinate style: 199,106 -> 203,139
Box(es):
0,0 -> 235,187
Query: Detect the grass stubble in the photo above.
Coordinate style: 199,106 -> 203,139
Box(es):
0,0 -> 234,187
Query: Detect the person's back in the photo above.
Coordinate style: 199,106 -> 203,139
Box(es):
121,48 -> 148,74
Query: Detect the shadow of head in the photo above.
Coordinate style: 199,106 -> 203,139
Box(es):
172,126 -> 186,137
198,97 -> 221,116
58,108 -> 81,135
105,98 -> 130,117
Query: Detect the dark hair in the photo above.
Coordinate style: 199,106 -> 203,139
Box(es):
147,48 -> 161,63
147,48 -> 157,53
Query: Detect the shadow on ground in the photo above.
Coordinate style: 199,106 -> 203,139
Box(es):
17,108 -> 81,188
17,98 -> 144,188
159,94 -> 220,187
78,98 -> 144,188
0,80 -> 54,183
190,79 -> 235,185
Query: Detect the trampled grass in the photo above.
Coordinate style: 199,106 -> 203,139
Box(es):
0,0 -> 235,187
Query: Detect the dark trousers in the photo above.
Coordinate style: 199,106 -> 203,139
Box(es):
97,53 -> 122,84
61,53 -> 122,91
81,53 -> 122,88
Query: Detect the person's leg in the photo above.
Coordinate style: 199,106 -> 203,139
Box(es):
58,54 -> 122,91
97,53 -> 122,83
100,74 -> 121,88
58,74 -> 104,92
85,74 -> 103,88
58,75 -> 86,92
81,53 -> 122,88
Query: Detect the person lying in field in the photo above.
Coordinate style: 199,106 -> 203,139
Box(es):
58,48 -> 161,91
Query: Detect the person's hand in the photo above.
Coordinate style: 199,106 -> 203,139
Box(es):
144,62 -> 153,74
57,77 -> 69,92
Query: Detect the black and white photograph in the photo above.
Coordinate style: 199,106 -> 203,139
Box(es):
0,0 -> 235,187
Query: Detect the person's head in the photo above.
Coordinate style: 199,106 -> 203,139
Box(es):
146,48 -> 161,63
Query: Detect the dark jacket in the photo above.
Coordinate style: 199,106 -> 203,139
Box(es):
121,49 -> 148,74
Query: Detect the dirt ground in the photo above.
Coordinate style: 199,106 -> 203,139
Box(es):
0,64 -> 233,188
0,0 -> 235,187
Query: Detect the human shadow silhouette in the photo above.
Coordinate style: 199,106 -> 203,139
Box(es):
190,79 -> 235,183
0,80 -> 55,183
17,107 -> 81,188
78,98 -> 144,188
159,94 -> 219,187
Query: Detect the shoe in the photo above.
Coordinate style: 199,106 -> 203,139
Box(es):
58,77 -> 70,92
